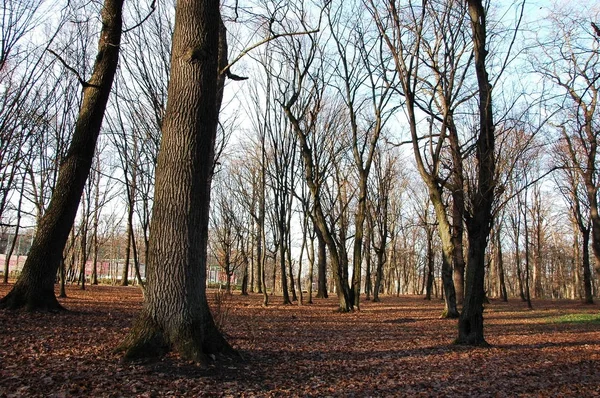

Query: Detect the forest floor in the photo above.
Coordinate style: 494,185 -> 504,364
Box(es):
0,284 -> 599,397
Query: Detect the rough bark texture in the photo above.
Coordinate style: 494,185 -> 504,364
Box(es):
0,0 -> 124,311
457,0 -> 495,346
120,0 -> 235,362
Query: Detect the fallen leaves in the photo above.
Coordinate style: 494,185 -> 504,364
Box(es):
0,285 -> 599,397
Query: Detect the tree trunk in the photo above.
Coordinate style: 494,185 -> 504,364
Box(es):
523,194 -> 533,309
278,217 -> 291,304
496,228 -> 508,302
425,228 -> 434,301
78,212 -> 88,290
449,116 -> 466,306
315,226 -> 328,299
456,0 -> 495,346
0,0 -> 124,311
121,212 -> 133,286
364,219 -> 372,301
373,247 -> 385,303
306,229 -> 315,304
240,248 -> 249,296
3,217 -> 20,284
351,178 -> 367,309
120,1 -> 235,362
581,228 -> 594,304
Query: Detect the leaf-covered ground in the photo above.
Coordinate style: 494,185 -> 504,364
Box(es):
1,284 -> 599,397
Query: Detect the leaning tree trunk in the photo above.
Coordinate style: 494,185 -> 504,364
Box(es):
0,0 -> 124,311
456,0 -> 496,346
120,1 -> 235,362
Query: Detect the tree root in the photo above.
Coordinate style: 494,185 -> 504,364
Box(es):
0,284 -> 65,312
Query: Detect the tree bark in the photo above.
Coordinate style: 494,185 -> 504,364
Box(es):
120,1 -> 235,362
0,0 -> 124,311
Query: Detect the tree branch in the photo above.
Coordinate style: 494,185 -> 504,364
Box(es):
220,29 -> 319,78
123,0 -> 157,34
47,49 -> 99,88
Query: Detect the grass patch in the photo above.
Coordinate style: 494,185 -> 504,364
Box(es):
549,313 -> 600,324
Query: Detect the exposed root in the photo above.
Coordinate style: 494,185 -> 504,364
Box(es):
119,312 -> 238,365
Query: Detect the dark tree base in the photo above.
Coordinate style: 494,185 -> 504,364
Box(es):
120,313 -> 238,365
440,309 -> 460,319
0,284 -> 65,312
455,314 -> 488,346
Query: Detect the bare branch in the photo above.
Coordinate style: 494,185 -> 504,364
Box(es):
220,29 -> 319,78
47,49 -> 99,88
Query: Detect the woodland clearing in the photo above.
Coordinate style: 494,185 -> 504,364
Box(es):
0,284 -> 599,397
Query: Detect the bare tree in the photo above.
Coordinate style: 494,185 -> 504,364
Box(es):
531,5 -> 600,283
366,0 -> 463,317
554,141 -> 595,303
0,0 -> 125,311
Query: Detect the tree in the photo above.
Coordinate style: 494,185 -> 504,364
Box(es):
326,0 -> 394,308
532,5 -> 600,284
120,0 -> 236,361
366,0 -> 462,317
554,141 -> 594,304
0,0 -> 124,311
456,0 -> 497,345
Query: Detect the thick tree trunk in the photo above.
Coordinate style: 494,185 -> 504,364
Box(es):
457,0 -> 495,346
457,232 -> 488,345
0,0 -> 124,311
120,0 -> 235,362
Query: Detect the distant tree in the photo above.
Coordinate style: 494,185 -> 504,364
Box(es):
326,0 -> 395,308
531,5 -> 600,284
554,141 -> 594,304
366,0 -> 462,318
